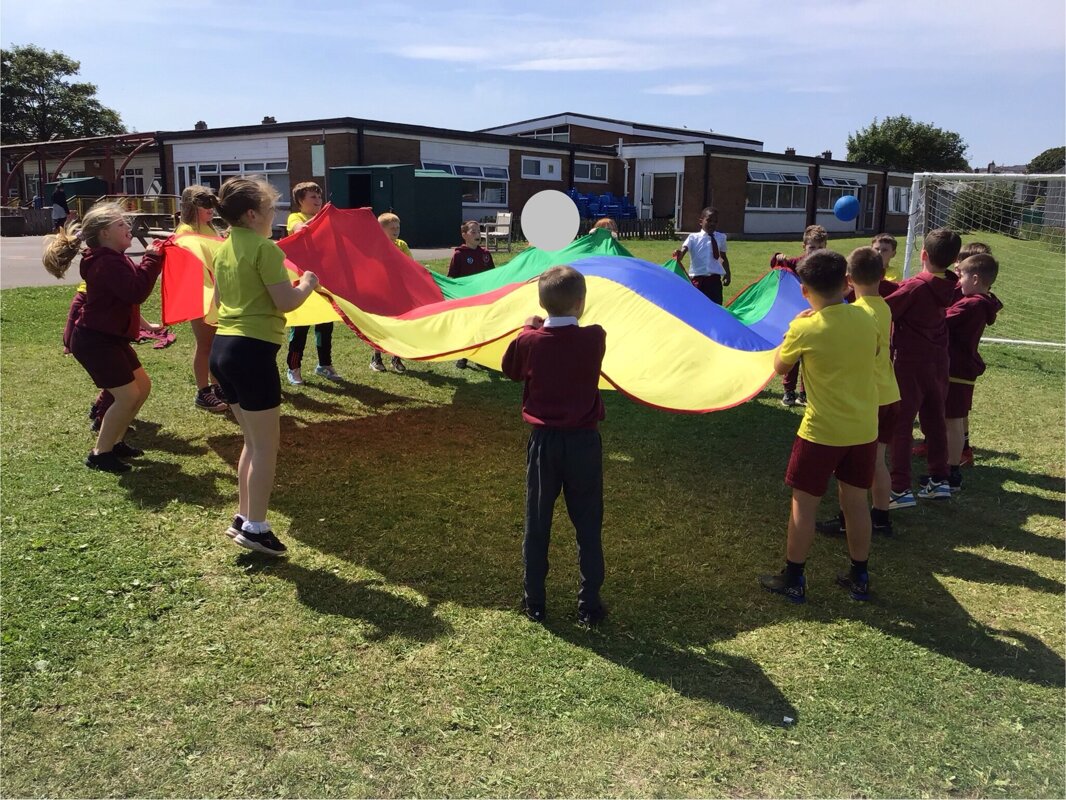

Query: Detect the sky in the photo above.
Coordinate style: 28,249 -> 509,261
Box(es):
3,0 -> 1064,168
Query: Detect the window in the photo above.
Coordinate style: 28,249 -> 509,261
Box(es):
121,167 -> 145,195
422,162 -> 453,174
521,156 -> 561,181
817,186 -> 858,211
574,160 -> 608,183
420,162 -> 509,205
176,160 -> 290,203
519,125 -> 569,142
888,185 -> 911,213
745,168 -> 810,211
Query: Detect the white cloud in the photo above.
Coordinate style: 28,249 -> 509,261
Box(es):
644,84 -> 716,96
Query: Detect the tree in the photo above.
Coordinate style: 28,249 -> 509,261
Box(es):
846,115 -> 969,172
1,44 -> 124,144
1026,146 -> 1065,174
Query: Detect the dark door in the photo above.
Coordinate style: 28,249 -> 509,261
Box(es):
652,174 -> 677,219
348,174 -> 373,208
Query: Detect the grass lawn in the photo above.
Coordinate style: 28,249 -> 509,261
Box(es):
2,236 -> 1063,797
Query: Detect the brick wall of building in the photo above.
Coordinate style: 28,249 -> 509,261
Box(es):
707,156 -> 748,235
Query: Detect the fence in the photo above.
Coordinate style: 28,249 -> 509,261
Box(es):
0,207 -> 53,236
480,215 -> 675,244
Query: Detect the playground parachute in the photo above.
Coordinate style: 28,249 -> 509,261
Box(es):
159,205 -> 807,413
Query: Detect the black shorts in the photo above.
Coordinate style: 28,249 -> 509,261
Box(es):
70,325 -> 141,389
209,334 -> 281,412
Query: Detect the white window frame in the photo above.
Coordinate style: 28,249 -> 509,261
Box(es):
519,125 -> 569,142
888,185 -> 911,214
521,156 -> 562,181
817,185 -> 859,211
744,169 -> 811,211
574,160 -> 609,183
176,160 -> 291,205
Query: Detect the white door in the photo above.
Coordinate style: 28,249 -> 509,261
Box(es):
639,172 -> 653,219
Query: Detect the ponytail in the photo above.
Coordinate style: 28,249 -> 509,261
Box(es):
42,201 -> 126,278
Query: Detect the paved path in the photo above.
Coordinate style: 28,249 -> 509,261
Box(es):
1,235 -> 457,289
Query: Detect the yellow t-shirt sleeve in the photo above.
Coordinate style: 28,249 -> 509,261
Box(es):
396,239 -> 412,258
174,222 -> 193,235
778,319 -> 805,366
286,212 -> 309,235
257,241 -> 290,286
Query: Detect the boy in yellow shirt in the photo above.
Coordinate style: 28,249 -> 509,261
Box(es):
370,212 -> 409,374
760,250 -> 880,603
817,247 -> 902,538
285,182 -> 340,385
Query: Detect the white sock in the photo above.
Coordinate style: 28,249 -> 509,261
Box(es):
241,520 -> 271,534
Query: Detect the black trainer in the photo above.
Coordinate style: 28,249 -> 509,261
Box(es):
85,450 -> 131,473
816,514 -> 845,536
577,604 -> 609,627
111,441 -> 144,458
521,599 -> 546,623
796,391 -> 808,406
225,515 -> 246,539
233,527 -> 288,557
835,570 -> 870,601
759,571 -> 806,604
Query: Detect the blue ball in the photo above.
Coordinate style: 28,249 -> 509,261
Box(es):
834,194 -> 860,222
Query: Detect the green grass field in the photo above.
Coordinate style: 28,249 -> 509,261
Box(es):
2,236 -> 1063,797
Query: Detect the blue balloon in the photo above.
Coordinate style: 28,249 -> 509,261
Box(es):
834,194 -> 860,222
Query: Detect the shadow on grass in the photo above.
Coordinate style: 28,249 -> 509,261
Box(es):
205,372 -> 1064,716
237,557 -> 452,642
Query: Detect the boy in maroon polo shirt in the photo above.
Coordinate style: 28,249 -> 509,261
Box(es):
885,228 -> 961,508
449,220 -> 496,369
502,265 -> 608,626
946,253 -> 1002,492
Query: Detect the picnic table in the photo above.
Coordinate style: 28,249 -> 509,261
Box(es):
124,212 -> 175,247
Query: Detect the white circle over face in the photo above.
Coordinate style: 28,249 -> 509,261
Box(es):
521,190 -> 580,252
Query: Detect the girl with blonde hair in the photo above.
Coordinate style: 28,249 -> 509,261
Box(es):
208,178 -> 318,556
44,202 -> 164,473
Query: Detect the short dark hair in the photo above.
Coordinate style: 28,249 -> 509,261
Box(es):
699,207 -> 718,220
847,246 -> 886,285
924,228 -> 962,269
796,249 -> 847,295
538,265 -> 586,316
958,241 -> 991,261
291,181 -> 322,209
872,233 -> 897,250
958,253 -> 999,285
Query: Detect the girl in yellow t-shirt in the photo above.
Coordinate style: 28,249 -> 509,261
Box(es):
176,185 -> 229,412
208,178 -> 318,556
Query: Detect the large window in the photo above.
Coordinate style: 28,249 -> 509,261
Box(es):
521,156 -> 562,181
421,162 -> 509,207
121,168 -> 144,195
519,125 -> 569,142
180,160 -> 290,203
888,185 -> 911,213
574,160 -> 608,183
745,168 -> 810,210
816,177 -> 862,211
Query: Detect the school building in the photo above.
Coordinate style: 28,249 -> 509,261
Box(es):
2,112 -> 914,238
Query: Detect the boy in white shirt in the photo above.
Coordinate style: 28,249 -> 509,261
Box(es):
672,207 -> 732,304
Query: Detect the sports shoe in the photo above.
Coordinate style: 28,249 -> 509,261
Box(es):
948,468 -> 963,493
286,368 -> 304,385
315,364 -> 342,382
577,604 -> 609,627
369,353 -> 386,372
111,440 -> 144,458
521,599 -> 546,624
85,450 -> 131,473
835,570 -> 870,601
917,475 -> 952,501
960,446 -> 974,467
195,386 -> 229,412
233,526 -> 288,557
781,391 -> 798,407
889,490 -> 916,510
759,571 -> 806,604
796,392 -> 807,406
390,356 -> 407,374
816,514 -> 845,536
456,358 -> 469,370
912,441 -> 928,457
873,519 -> 894,536
225,514 -> 245,539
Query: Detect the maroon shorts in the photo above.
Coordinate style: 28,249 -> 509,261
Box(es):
690,274 -> 723,305
945,381 -> 974,418
877,401 -> 899,445
785,436 -> 878,496
70,326 -> 141,389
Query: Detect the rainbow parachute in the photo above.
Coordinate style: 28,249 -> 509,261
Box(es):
160,205 -> 806,413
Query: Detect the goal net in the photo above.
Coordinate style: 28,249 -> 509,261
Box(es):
903,172 -> 1066,347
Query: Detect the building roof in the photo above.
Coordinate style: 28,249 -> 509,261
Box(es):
479,112 -> 764,148
154,116 -> 618,156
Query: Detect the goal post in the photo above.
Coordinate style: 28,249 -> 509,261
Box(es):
903,172 -> 1066,347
